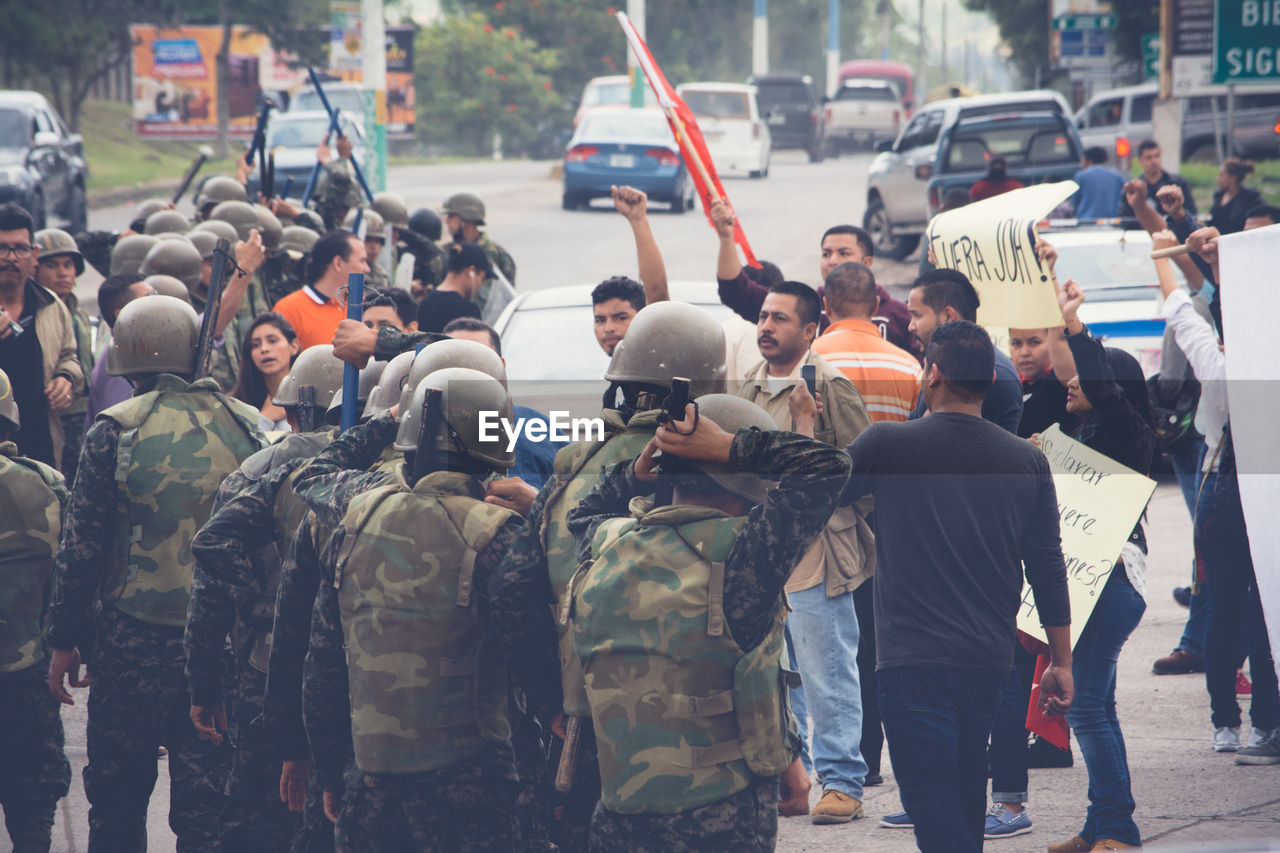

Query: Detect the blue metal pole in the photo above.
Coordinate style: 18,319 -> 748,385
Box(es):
340,272 -> 365,432
307,69 -> 376,204
300,108 -> 342,207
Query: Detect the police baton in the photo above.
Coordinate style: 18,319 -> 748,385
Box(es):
306,69 -> 376,204
339,272 -> 365,432
554,715 -> 585,793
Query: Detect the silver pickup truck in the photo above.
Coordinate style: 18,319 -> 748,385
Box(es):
824,79 -> 903,154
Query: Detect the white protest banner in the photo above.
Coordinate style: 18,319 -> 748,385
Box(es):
924,181 -> 1077,329
1018,424 -> 1157,648
1219,222 -> 1280,686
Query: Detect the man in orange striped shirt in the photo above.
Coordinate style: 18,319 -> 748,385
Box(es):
813,262 -> 921,423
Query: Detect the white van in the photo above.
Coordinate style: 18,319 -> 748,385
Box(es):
675,82 -> 772,178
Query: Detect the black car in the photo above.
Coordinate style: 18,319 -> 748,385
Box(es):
747,73 -> 825,162
0,91 -> 88,231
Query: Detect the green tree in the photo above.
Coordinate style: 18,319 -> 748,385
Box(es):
414,12 -> 562,155
1112,1 -> 1158,68
960,0 -> 1048,86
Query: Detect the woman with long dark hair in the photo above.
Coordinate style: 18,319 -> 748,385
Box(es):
233,311 -> 299,431
1045,278 -> 1157,853
1208,158 -> 1262,236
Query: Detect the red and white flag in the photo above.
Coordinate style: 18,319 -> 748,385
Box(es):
615,11 -> 760,268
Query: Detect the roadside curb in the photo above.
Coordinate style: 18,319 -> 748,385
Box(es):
88,178 -> 183,209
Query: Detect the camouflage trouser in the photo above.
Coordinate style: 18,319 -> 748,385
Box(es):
60,410 -> 86,485
548,718 -> 600,853
511,693 -> 555,852
0,665 -> 71,853
587,776 -> 779,853
289,768 -> 336,853
221,666 -> 301,852
84,606 -> 230,853
335,771 -> 520,853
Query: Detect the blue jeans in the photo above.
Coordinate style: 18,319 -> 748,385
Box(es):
1067,569 -> 1145,847
879,666 -> 1004,853
988,644 -> 1036,803
1172,438 -> 1210,657
783,585 -> 866,799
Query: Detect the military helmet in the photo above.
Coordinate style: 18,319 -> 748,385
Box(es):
253,204 -> 283,250
107,294 -> 200,377
604,302 -> 727,391
363,350 -> 415,419
280,225 -> 319,260
344,207 -> 386,242
441,191 -> 485,225
0,368 -> 18,432
325,358 -> 387,426
110,234 -> 159,276
188,229 -> 219,260
315,161 -> 362,210
195,176 -> 249,212
155,232 -> 195,244
677,394 -> 778,503
408,207 -> 442,241
130,198 -> 169,231
371,192 -> 409,229
193,218 -> 240,248
393,366 -> 514,470
144,209 -> 191,235
272,344 -> 345,410
210,200 -> 261,242
396,338 -> 507,415
144,274 -> 193,305
291,209 -> 325,234
140,239 -> 203,292
33,228 -> 85,276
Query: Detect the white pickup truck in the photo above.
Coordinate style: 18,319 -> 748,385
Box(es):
824,78 -> 903,154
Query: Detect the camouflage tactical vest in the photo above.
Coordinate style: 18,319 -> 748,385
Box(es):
333,470 -> 519,775
101,375 -> 265,627
542,407 -> 662,716
574,501 -> 793,815
0,444 -> 66,673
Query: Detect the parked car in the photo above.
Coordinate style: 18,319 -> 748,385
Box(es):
561,109 -> 695,212
288,81 -> 366,117
824,78 -> 903,154
0,91 -> 88,231
676,82 -> 771,178
865,89 -> 1072,259
746,73 -> 825,162
573,75 -> 657,129
251,110 -> 365,200
838,59 -> 917,116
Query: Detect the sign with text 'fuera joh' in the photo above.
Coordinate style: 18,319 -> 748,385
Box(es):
925,182 -> 1078,330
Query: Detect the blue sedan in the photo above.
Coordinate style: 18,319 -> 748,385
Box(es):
561,109 -> 696,212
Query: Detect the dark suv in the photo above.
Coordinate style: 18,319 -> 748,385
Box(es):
0,91 -> 88,231
747,73 -> 825,162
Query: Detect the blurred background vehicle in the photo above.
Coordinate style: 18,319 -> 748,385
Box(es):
747,72 -> 825,163
573,75 -> 658,129
837,59 -> 917,116
676,82 -> 771,178
561,109 -> 695,212
287,81 -> 367,117
824,78 -> 903,155
249,110 -> 365,200
0,91 -> 88,231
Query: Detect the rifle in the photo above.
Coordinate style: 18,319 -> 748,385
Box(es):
262,151 -> 275,202
653,376 -> 691,507
245,101 -> 271,169
554,715 -> 585,793
172,145 -> 213,206
193,239 -> 232,379
411,388 -> 444,483
296,385 -> 316,433
339,272 -> 365,432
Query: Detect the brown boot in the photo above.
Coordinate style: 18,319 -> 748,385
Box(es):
810,789 -> 863,824
1047,836 -> 1092,853
1091,841 -> 1141,851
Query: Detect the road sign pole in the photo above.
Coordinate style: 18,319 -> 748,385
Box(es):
753,0 -> 768,77
362,0 -> 387,193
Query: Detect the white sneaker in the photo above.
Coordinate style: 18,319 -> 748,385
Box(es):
1248,727 -> 1270,748
1213,726 -> 1241,752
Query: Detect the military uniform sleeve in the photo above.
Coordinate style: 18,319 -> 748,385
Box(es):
46,418 -> 122,651
303,558 -> 354,791
373,326 -> 448,362
565,458 -> 651,567
50,298 -> 85,393
723,428 -> 853,651
292,413 -> 398,530
265,512 -> 325,761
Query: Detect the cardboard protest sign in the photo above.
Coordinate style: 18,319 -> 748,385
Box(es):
1017,424 -> 1156,648
925,182 -> 1077,329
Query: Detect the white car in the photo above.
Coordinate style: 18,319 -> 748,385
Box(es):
257,110 -> 365,200
675,82 -> 771,178
573,75 -> 657,128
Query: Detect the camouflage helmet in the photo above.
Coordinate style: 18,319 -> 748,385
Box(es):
107,294 -> 200,377
210,200 -> 261,241
193,218 -> 240,248
187,229 -> 219,260
315,160 -> 362,210
604,301 -> 727,391
129,198 -> 169,231
140,239 -> 203,292
344,207 -> 386,242
280,225 -> 319,260
441,191 -> 485,225
408,207 -> 442,241
33,228 -> 84,276
144,274 -> 194,305
393,366 -> 514,470
144,209 -> 191,235
325,358 -> 387,426
363,350 -> 415,419
677,394 -> 778,503
195,175 -> 249,213
110,234 -> 159,276
0,367 -> 18,432
272,344 -> 345,410
396,338 -> 507,415
371,192 -> 409,229
253,204 -> 283,250
291,209 -> 325,234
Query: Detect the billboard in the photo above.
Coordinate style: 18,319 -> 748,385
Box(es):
317,25 -> 416,137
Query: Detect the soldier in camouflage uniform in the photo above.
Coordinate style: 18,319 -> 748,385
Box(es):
46,295 -> 267,853
398,207 -> 445,296
185,346 -> 346,853
441,192 -> 516,310
343,208 -> 389,289
565,394 -> 851,852
0,369 -> 72,853
295,367 -> 530,852
487,300 -> 727,853
313,158 -> 363,232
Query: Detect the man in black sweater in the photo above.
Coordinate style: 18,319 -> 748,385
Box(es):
843,321 -> 1073,853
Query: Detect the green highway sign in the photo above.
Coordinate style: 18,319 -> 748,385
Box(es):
1052,14 -> 1117,31
1143,32 -> 1160,79
1215,0 -> 1280,83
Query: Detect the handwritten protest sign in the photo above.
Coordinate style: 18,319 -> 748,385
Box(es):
925,181 -> 1077,329
1017,424 -> 1156,648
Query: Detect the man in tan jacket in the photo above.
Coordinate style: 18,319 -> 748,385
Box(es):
737,279 -> 875,824
0,204 -> 84,470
